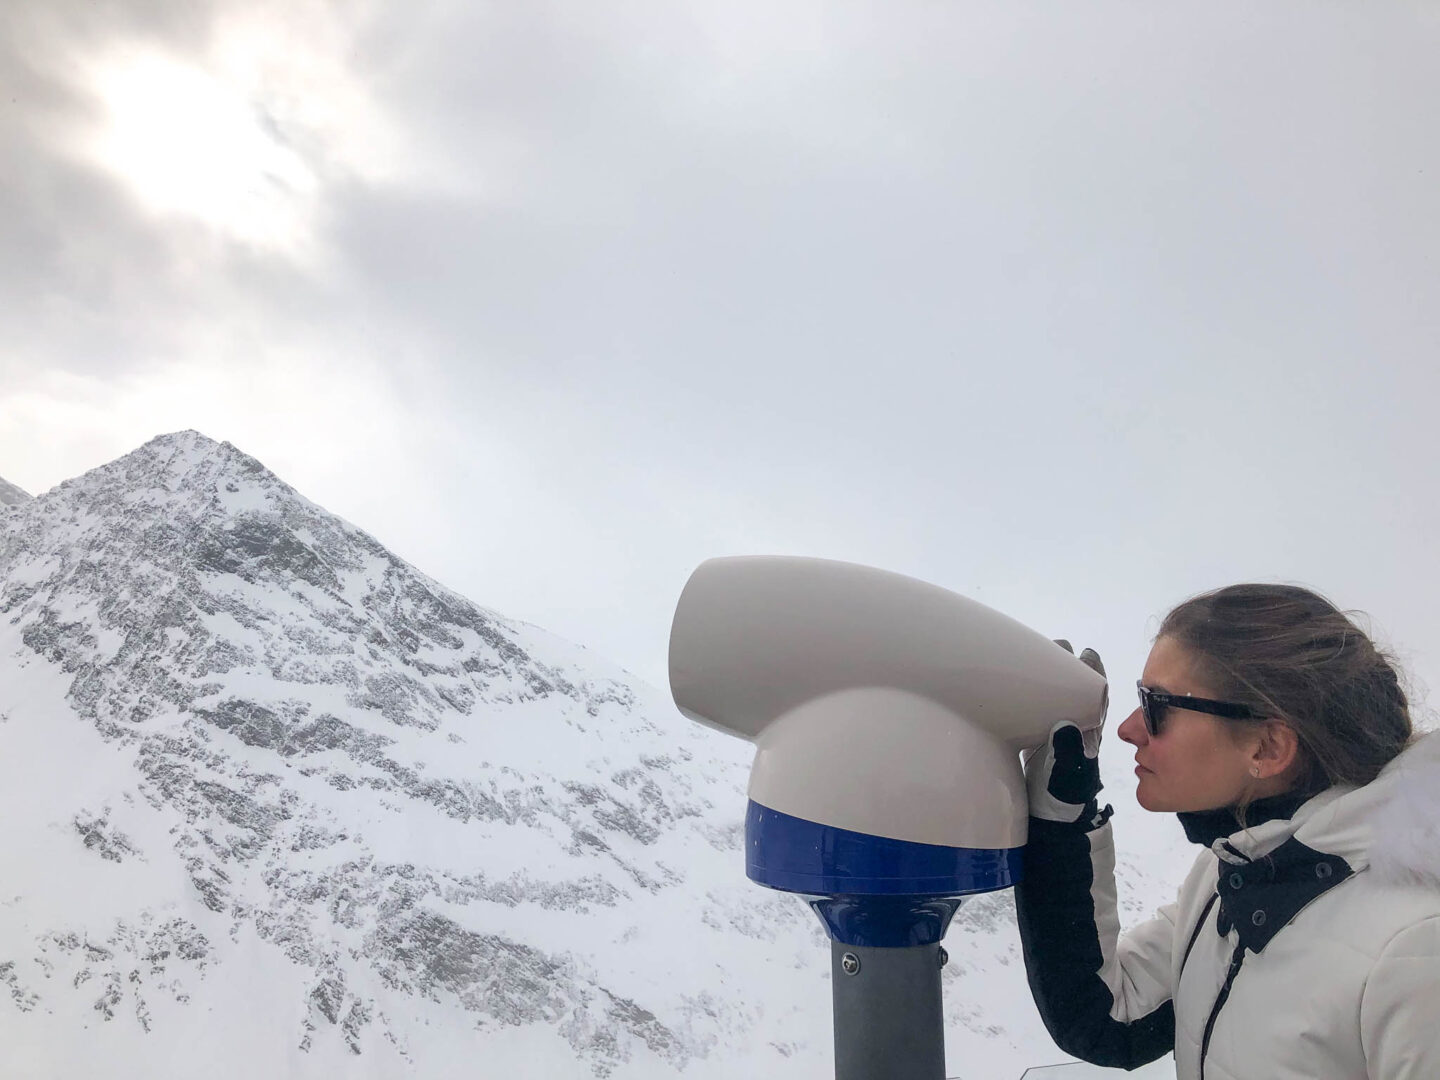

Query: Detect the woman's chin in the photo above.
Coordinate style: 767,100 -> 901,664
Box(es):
1134,779 -> 1169,813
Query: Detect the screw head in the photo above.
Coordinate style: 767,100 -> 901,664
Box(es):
937,947 -> 949,968
840,952 -> 861,976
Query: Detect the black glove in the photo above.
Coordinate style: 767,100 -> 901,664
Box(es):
1023,643 -> 1107,826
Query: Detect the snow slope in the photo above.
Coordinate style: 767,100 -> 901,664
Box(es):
0,432 -> 1179,1079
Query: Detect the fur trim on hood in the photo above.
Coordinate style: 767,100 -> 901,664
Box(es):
1366,729 -> 1440,887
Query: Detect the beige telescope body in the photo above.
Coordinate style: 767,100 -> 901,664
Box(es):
669,556 -> 1108,851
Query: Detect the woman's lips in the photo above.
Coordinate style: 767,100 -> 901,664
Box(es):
1134,762 -> 1151,775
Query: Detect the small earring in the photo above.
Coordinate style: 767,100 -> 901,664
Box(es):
1251,766 -> 1261,777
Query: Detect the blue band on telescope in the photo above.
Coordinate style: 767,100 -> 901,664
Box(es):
745,800 -> 1023,898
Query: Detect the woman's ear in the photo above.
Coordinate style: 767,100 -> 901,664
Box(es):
1250,720 -> 1301,780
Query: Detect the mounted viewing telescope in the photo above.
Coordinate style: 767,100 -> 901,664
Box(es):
669,556 -> 1108,1080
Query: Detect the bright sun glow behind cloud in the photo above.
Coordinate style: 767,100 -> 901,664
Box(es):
82,48 -> 320,257
68,4 -> 418,263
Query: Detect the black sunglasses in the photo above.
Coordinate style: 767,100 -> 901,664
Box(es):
1135,681 -> 1266,737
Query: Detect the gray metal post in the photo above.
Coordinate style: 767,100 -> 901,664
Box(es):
831,940 -> 946,1080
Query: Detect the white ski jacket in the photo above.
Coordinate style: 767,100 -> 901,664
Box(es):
1015,730 -> 1440,1079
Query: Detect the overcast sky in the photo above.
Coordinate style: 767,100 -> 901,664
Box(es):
3,0 -> 1438,722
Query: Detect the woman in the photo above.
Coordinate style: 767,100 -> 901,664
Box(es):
1015,584 -> 1440,1079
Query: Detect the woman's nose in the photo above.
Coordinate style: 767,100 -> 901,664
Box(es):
1117,706 -> 1146,747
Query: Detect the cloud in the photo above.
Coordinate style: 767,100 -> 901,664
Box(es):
0,0 -> 426,393
71,45 -> 323,258
3,0 -> 1440,691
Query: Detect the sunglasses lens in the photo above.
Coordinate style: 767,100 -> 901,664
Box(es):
1139,687 -> 1163,736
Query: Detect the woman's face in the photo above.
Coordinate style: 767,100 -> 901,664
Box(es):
1116,636 -> 1261,813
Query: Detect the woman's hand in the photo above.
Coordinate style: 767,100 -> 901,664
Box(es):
1024,643 -> 1107,825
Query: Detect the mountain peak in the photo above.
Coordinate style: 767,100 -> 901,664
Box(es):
141,428 -> 221,456
3,432 -> 246,512
147,428 -> 213,444
0,474 -> 32,506
123,429 -> 274,483
39,430 -> 292,516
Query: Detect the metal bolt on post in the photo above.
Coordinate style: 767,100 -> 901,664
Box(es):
831,940 -> 946,1080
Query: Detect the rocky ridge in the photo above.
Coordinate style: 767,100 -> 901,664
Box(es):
0,475 -> 31,507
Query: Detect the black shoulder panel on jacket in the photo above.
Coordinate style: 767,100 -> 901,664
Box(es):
1214,837 -> 1353,953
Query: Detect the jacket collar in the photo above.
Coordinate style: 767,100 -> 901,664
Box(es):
1212,835 -> 1354,952
1176,790 -> 1312,848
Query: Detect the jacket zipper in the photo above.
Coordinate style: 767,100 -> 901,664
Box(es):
1198,941 -> 1247,1080
1180,892 -> 1219,974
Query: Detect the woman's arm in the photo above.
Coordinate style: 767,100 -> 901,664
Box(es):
1016,714 -> 1178,1069
1015,811 -> 1179,1069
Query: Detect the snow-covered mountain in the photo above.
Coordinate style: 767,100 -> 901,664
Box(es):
0,432 -> 1176,1079
0,475 -> 31,506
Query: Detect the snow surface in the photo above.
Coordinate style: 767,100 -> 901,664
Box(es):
0,431 -> 1181,1079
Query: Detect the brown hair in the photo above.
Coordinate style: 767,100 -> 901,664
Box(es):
1159,583 -> 1412,799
